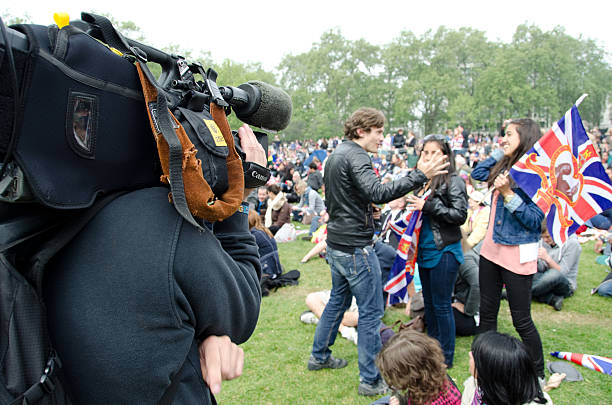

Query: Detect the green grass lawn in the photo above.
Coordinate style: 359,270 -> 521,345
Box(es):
218,225 -> 612,404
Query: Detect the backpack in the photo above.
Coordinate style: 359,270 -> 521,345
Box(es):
0,194 -> 120,405
260,269 -> 300,296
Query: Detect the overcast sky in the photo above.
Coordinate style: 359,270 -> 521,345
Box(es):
4,0 -> 611,71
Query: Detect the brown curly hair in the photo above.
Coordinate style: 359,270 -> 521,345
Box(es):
375,330 -> 447,405
344,107 -> 385,140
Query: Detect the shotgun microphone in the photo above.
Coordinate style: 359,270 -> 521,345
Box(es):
220,81 -> 292,132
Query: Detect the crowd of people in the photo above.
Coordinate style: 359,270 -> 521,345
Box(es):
245,109 -> 611,404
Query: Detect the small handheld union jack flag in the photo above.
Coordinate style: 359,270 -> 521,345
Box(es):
384,191 -> 430,306
550,351 -> 612,376
510,95 -> 612,245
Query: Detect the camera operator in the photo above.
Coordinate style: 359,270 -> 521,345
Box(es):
43,124 -> 266,404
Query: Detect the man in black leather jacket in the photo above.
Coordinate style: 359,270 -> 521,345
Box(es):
308,107 -> 448,396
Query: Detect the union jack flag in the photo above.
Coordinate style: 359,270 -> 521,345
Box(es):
509,97 -> 612,245
550,351 -> 612,376
384,191 -> 430,306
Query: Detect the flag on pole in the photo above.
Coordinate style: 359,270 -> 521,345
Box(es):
550,351 -> 612,376
510,95 -> 612,245
384,191 -> 430,306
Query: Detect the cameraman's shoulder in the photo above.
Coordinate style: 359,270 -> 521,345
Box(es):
103,187 -> 178,220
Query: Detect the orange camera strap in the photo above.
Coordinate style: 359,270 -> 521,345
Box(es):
135,63 -> 244,226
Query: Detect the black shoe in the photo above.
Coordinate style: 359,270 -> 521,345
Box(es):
550,296 -> 564,311
358,379 -> 389,396
301,235 -> 312,241
307,355 -> 348,371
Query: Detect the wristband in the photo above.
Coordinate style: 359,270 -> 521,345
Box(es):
237,202 -> 249,215
243,161 -> 271,188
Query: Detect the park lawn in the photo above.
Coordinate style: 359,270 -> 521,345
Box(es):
217,227 -> 612,405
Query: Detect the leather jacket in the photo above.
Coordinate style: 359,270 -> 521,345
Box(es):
324,140 -> 427,251
420,173 -> 468,249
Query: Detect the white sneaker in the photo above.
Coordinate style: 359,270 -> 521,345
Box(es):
300,311 -> 319,325
340,326 -> 358,345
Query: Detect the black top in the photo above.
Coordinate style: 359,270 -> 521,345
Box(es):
44,187 -> 261,404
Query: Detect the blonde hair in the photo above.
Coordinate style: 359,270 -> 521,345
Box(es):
294,180 -> 308,195
375,330 -> 447,405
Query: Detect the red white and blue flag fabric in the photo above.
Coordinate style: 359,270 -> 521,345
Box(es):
384,191 -> 430,306
550,351 -> 612,376
509,97 -> 612,245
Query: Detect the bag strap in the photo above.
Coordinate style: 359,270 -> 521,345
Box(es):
0,16 -> 22,181
82,12 -> 244,225
135,64 -> 244,223
78,12 -> 203,230
26,192 -> 126,291
5,193 -> 124,405
8,351 -> 62,405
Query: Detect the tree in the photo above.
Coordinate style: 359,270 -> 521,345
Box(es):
1,10 -> 32,25
279,29 -> 382,140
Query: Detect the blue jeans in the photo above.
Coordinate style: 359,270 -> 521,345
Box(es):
419,252 -> 459,367
532,270 -> 573,304
308,215 -> 321,236
311,245 -> 384,384
597,279 -> 612,297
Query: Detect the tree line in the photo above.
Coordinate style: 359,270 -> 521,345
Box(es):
278,26 -> 612,140
4,11 -> 611,140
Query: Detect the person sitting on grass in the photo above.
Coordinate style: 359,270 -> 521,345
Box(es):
300,290 -> 396,346
462,331 -> 552,405
371,330 -> 461,405
532,226 -> 581,311
300,290 -> 359,344
293,180 -> 326,238
248,210 -> 282,279
452,242 -> 481,336
301,237 -> 327,263
264,184 -> 292,236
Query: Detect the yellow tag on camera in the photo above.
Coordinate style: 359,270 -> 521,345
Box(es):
203,119 -> 227,146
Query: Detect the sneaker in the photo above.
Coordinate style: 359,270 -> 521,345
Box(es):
301,235 -> 312,241
550,296 -> 564,311
358,379 -> 389,396
307,355 -> 348,371
300,310 -> 319,325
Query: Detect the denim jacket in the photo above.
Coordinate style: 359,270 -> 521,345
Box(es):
471,152 -> 544,245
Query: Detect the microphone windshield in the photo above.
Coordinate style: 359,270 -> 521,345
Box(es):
235,81 -> 292,132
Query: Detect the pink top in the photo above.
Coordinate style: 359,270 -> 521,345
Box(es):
480,192 -> 537,275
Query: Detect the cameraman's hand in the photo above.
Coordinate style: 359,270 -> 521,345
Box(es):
237,124 -> 266,167
416,153 -> 449,179
199,335 -> 244,395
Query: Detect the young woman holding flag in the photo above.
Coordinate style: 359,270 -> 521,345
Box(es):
406,135 -> 468,368
471,118 -> 546,379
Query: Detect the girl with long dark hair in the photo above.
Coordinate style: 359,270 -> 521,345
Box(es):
406,135 -> 468,368
462,331 -> 551,405
471,118 -> 546,378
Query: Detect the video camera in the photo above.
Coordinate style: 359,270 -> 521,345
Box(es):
0,13 -> 292,216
